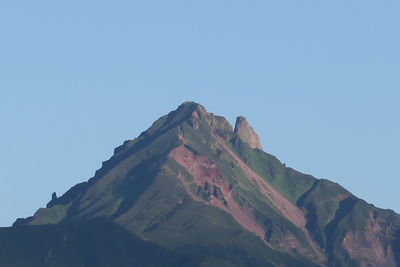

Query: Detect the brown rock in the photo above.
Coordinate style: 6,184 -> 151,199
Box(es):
234,116 -> 263,150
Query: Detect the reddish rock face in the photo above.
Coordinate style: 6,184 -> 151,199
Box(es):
234,116 -> 263,150
170,142 -> 326,264
342,212 -> 398,267
170,145 -> 266,241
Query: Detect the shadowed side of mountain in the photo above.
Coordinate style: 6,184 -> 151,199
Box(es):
2,217 -> 314,267
1,218 -> 191,267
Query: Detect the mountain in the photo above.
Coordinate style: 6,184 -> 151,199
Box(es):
3,101 -> 400,267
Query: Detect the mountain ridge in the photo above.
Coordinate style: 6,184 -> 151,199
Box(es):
6,101 -> 400,267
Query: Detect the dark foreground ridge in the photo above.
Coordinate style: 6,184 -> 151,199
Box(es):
3,101 -> 400,267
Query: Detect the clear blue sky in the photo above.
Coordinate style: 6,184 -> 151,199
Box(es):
1,1 -> 399,226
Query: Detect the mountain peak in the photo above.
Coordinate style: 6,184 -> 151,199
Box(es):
165,101 -> 208,123
8,102 -> 400,267
234,116 -> 263,150
177,101 -> 206,115
176,103 -> 262,150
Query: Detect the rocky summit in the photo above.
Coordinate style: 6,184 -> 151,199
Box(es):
2,102 -> 400,267
234,116 -> 263,150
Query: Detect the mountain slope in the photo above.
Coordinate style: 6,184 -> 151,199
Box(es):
7,102 -> 400,266
0,218 -> 189,267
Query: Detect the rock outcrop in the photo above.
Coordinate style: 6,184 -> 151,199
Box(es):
234,116 -> 263,150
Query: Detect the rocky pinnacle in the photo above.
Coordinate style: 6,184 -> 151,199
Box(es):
234,116 -> 263,150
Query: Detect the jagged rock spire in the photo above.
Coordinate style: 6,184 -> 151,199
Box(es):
234,116 -> 263,150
